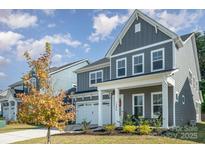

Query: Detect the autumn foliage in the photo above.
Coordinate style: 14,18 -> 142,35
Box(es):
17,42 -> 75,143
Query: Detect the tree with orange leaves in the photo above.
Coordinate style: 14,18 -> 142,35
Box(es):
17,42 -> 75,144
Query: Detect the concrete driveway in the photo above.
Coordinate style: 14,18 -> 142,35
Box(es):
0,128 -> 61,144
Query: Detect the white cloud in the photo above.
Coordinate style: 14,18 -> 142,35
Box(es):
16,33 -> 82,59
51,54 -> 63,66
0,56 -> 10,66
83,43 -> 91,53
0,31 -> 23,51
65,49 -> 75,58
0,10 -> 38,29
141,9 -> 204,32
0,72 -> 6,79
48,23 -> 56,28
42,10 -> 55,16
89,10 -> 132,42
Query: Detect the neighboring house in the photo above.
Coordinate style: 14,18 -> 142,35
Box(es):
74,9 -> 203,128
0,59 -> 89,121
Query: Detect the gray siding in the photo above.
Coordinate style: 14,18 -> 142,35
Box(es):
173,37 -> 201,125
120,85 -> 173,126
111,42 -> 173,79
77,67 -> 110,92
112,17 -> 171,56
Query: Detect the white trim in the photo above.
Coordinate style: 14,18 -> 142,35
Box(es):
75,62 -> 110,73
116,57 -> 127,78
151,48 -> 165,72
172,41 -> 176,69
111,39 -> 172,58
105,9 -> 179,58
132,93 -> 145,118
50,59 -> 89,75
89,70 -> 103,87
132,53 -> 144,75
151,91 -> 162,118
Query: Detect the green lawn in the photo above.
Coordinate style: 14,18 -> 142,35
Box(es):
0,123 -> 38,134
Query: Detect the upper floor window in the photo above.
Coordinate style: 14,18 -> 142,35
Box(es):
30,77 -> 37,88
132,53 -> 144,75
116,58 -> 126,78
135,23 -> 141,33
151,48 -> 164,72
89,70 -> 103,86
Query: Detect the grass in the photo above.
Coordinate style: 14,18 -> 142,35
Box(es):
15,134 -> 197,144
13,122 -> 205,144
0,123 -> 38,134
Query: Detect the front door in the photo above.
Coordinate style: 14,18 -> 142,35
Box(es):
112,94 -> 124,125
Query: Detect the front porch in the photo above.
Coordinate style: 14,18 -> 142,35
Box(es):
95,71 -> 176,128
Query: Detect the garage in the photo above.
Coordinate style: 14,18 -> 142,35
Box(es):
76,100 -> 111,125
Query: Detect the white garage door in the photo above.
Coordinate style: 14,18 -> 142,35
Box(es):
76,101 -> 111,125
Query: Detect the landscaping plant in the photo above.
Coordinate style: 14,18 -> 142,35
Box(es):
81,120 -> 91,133
17,43 -> 75,144
104,124 -> 116,134
123,125 -> 136,134
138,124 -> 152,135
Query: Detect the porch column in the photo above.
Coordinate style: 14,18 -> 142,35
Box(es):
173,85 -> 176,127
162,79 -> 169,128
115,88 -> 120,127
8,101 -> 11,120
98,90 -> 103,126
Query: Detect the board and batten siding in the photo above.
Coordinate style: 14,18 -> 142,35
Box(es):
173,36 -> 201,125
120,85 -> 173,126
112,17 -> 171,56
77,66 -> 110,92
111,42 -> 173,80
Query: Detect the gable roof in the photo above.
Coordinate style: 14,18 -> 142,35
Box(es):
49,59 -> 89,75
180,33 -> 193,42
75,58 -> 110,73
105,9 -> 183,57
8,81 -> 23,88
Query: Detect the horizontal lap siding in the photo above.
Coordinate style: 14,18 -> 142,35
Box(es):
77,67 -> 110,92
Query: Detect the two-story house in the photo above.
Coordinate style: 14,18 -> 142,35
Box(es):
74,10 -> 203,128
0,59 -> 89,121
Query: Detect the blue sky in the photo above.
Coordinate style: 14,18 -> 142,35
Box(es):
0,9 -> 205,90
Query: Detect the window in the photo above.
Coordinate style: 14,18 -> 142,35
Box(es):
132,94 -> 144,118
176,91 -> 179,103
152,92 -> 162,118
135,23 -> 141,33
151,48 -> 164,72
182,95 -> 185,104
116,58 -> 126,78
132,54 -> 144,75
188,70 -> 193,85
89,70 -> 103,86
30,77 -> 37,88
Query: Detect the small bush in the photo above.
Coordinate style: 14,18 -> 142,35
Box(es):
81,120 -> 91,132
138,124 -> 152,135
104,124 -> 116,134
123,125 -> 136,133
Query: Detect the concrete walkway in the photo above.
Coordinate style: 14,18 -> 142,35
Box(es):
0,128 -> 61,144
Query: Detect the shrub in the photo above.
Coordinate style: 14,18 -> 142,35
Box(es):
104,124 -> 116,134
123,125 -> 136,133
138,124 -> 152,135
81,120 -> 91,132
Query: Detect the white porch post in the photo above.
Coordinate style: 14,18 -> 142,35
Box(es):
173,85 -> 176,127
115,88 -> 120,127
162,78 -> 169,128
98,90 -> 103,126
8,101 -> 11,121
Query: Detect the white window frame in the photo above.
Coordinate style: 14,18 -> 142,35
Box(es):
151,48 -> 165,72
116,57 -> 127,78
135,23 -> 141,33
132,53 -> 144,75
132,93 -> 145,118
89,70 -> 103,86
151,92 -> 163,118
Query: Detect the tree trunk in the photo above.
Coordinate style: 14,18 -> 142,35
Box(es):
47,127 -> 51,144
